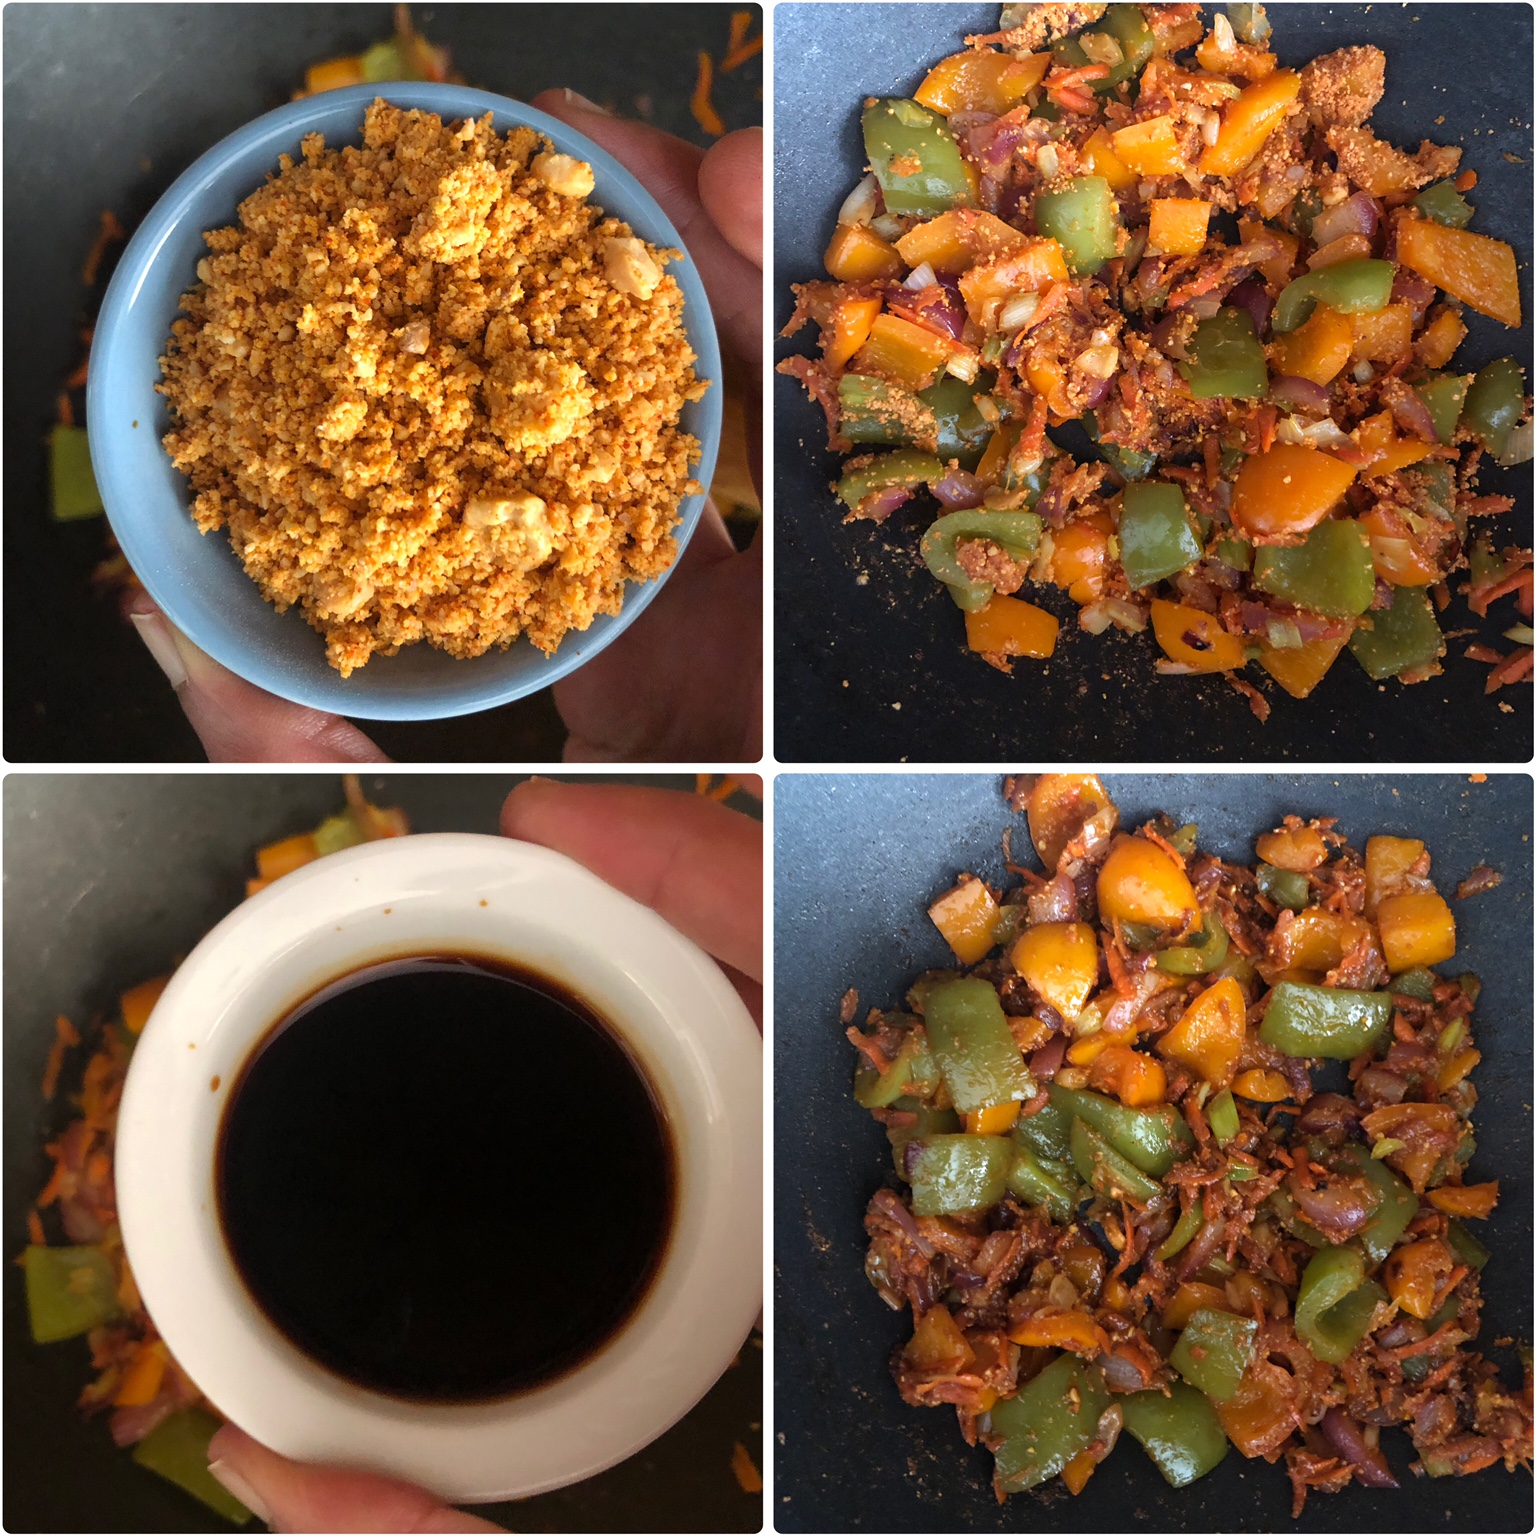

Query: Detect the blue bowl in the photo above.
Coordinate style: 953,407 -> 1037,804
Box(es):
89,84 -> 722,721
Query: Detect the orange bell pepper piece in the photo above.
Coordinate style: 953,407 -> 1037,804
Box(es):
965,594 -> 1060,662
1009,1308 -> 1111,1355
1087,1042 -> 1167,1107
915,49 -> 1049,116
928,874 -> 1002,964
1163,1282 -> 1231,1331
1028,773 -> 1118,873
1349,303 -> 1415,364
1360,506 -> 1439,587
957,239 -> 1070,324
1259,632 -> 1349,699
1436,1047 -> 1481,1092
1385,1238 -> 1456,1321
1255,825 -> 1328,872
113,1340 -> 169,1407
1081,126 -> 1137,191
1051,513 -> 1113,603
965,1102 -> 1023,1135
1149,198 -> 1212,257
305,56 -> 367,94
851,313 -> 955,391
824,221 -> 905,283
1415,306 -> 1468,369
1363,835 -> 1427,916
1267,303 -> 1353,385
1231,445 -> 1357,544
1354,412 -> 1433,475
823,295 -> 884,372
1098,835 -> 1199,932
1238,217 -> 1298,289
1199,70 -> 1301,176
1010,921 -> 1099,1019
906,1303 -> 975,1372
1157,976 -> 1247,1086
1395,217 -> 1522,328
1061,1450 -> 1098,1496
120,974 -> 171,1036
1376,890 -> 1456,971
1218,1361 -> 1298,1458
1427,1181 -> 1499,1219
896,208 -> 1029,275
1111,115 -> 1188,176
1232,1068 -> 1291,1102
256,832 -> 320,881
1151,600 -> 1249,674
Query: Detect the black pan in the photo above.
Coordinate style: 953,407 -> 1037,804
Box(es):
773,772 -> 1532,1531
3,773 -> 762,1534
2,3 -> 762,764
773,4 -> 1533,762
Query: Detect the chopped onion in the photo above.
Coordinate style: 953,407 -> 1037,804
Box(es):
1496,419 -> 1534,467
1266,618 -> 1304,650
1036,143 -> 1060,179
870,212 -> 905,242
1310,191 -> 1380,249
1200,108 -> 1221,147
1078,343 -> 1120,378
1353,360 -> 1375,383
998,291 -> 1041,332
1269,374 -> 1332,415
933,467 -> 984,509
1226,278 -> 1273,339
837,173 -> 880,227
1211,12 -> 1237,51
1080,598 -> 1147,635
1297,418 -> 1352,450
1079,31 -> 1124,66
1186,294 -> 1222,320
1505,624 -> 1536,646
945,348 -> 981,384
904,261 -> 937,291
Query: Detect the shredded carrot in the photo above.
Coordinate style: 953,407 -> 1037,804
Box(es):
56,392 -> 74,428
81,210 -> 125,286
1469,564 -> 1533,618
64,357 -> 90,389
721,10 -> 763,72
41,1015 -> 80,1101
1390,1321 -> 1459,1358
730,1441 -> 763,1494
691,51 -> 726,138
1454,169 -> 1478,192
27,1211 -> 45,1246
1485,647 -> 1533,693
1465,643 -> 1504,664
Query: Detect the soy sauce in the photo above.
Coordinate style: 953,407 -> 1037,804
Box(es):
216,955 -> 673,1402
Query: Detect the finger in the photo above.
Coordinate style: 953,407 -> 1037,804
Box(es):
126,593 -> 389,764
553,501 -> 761,763
529,89 -> 761,374
500,780 -> 762,987
699,129 -> 763,268
206,1422 -> 501,1534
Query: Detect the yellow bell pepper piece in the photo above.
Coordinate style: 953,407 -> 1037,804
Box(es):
964,594 -> 1060,662
1111,115 -> 1188,177
1232,1068 -> 1291,1102
896,208 -> 1028,276
965,1102 -> 1023,1135
1349,302 -> 1415,364
1148,198 -> 1212,257
1081,127 -> 1137,192
1199,69 -> 1301,176
1259,633 -> 1348,700
1151,600 -> 1248,674
824,221 -> 905,283
928,874 -> 1002,963
1376,890 -> 1456,972
1157,976 -> 1246,1086
851,313 -> 954,391
1097,835 -> 1199,932
823,295 -> 883,372
1363,835 -> 1427,916
1395,217 -> 1522,328
120,975 -> 171,1036
914,49 -> 1049,116
1010,921 -> 1099,1020
1415,306 -> 1468,370
1267,303 -> 1353,386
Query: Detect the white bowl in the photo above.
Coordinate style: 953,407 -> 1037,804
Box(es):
115,834 -> 761,1502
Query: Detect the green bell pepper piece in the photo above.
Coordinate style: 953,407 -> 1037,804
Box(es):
923,977 -> 1035,1112
921,510 -> 1044,611
854,1029 -> 940,1108
838,373 -> 937,448
1178,308 -> 1269,400
1463,357 -> 1527,461
862,98 -> 971,218
1007,1143 -> 1081,1222
1414,372 -> 1471,445
49,425 -> 105,521
1288,188 -> 1323,240
1226,2 -> 1272,43
360,35 -> 434,82
1057,4 -> 1156,91
1119,481 -> 1201,589
1340,1145 -> 1419,1269
1207,1089 -> 1240,1146
1215,535 -> 1253,572
1070,1116 -> 1164,1203
1349,587 -> 1445,681
1272,259 -> 1395,334
910,1133 -> 1013,1215
1267,1185 -> 1329,1247
1086,411 -> 1157,481
1255,860 -> 1311,911
1013,1095 -> 1074,1162
920,375 -> 994,469
836,449 -> 944,513
133,1407 -> 256,1523
888,1102 -> 962,1176
1253,520 -> 1376,619
990,1354 -> 1111,1493
1120,920 -> 1163,951
23,1245 -> 121,1343
1447,1217 -> 1491,1271
1121,1383 -> 1230,1486
1170,1307 -> 1257,1401
1412,181 -> 1475,229
1392,967 -> 1438,1003
1050,1084 -> 1193,1176
1402,460 -> 1456,521
1156,915 -> 1230,976
1259,980 -> 1392,1060
1156,1200 -> 1206,1261
1295,1246 -> 1386,1363
1035,177 -> 1119,277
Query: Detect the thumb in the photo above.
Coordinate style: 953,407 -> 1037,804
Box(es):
206,1422 -> 503,1534
126,594 -> 389,764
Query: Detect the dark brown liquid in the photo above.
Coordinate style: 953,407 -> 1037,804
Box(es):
216,955 -> 673,1402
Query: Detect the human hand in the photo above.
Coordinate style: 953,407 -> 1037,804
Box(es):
203,779 -> 761,1529
129,102 -> 762,764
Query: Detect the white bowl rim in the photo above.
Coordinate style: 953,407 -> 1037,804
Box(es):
114,833 -> 761,1501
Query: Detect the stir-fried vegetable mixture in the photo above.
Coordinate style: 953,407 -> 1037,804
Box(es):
781,2 -> 1533,708
21,779 -> 408,1522
848,774 -> 1530,1509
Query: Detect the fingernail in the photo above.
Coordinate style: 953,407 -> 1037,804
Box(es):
130,611 -> 190,691
206,1459 -> 275,1526
561,88 -> 611,115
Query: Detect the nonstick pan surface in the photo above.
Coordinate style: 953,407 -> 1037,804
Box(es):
4,773 -> 763,1534
773,5 -> 1533,763
774,772 -> 1532,1531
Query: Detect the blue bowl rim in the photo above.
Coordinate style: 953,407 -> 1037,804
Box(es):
88,82 -> 723,721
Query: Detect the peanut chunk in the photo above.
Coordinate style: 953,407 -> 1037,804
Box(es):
604,236 -> 662,300
532,151 -> 596,200
464,491 -> 548,529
